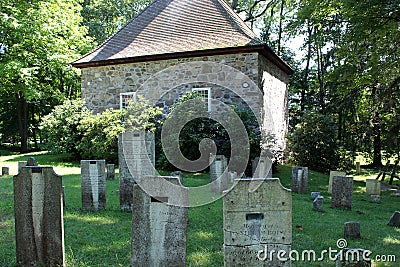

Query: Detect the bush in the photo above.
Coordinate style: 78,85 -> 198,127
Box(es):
287,112 -> 340,173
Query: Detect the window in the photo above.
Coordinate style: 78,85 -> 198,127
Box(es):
192,88 -> 211,112
120,92 -> 137,109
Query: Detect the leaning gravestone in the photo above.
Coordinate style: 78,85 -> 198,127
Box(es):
365,179 -> 380,195
210,155 -> 228,193
81,160 -> 106,211
328,171 -> 346,194
387,211 -> 400,227
2,166 -> 9,175
131,176 -> 188,266
14,166 -> 64,266
331,176 -> 353,209
223,178 -> 291,266
119,131 -> 155,212
107,164 -> 115,180
291,166 -> 308,194
252,157 -> 273,179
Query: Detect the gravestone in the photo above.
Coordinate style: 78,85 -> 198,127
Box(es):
344,222 -> 361,239
311,192 -> 321,200
331,176 -> 353,209
2,166 -> 9,175
107,164 -> 115,180
131,176 -> 188,266
14,166 -> 64,266
81,160 -> 106,211
313,195 -> 324,212
170,170 -> 184,184
228,171 -> 237,183
223,178 -> 291,266
119,131 -> 155,212
328,171 -> 346,194
387,211 -> 400,227
210,155 -> 228,193
291,166 -> 308,194
365,179 -> 380,195
17,162 -> 27,173
370,195 -> 380,203
336,248 -> 371,267
356,161 -> 361,174
18,157 -> 38,174
252,157 -> 273,179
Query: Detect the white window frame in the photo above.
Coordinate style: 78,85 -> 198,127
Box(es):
192,88 -> 211,112
120,92 -> 137,109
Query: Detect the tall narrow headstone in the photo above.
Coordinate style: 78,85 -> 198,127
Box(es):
328,171 -> 346,194
131,176 -> 188,266
253,157 -> 272,179
331,176 -> 353,209
356,161 -> 361,174
81,160 -> 106,211
210,155 -> 228,193
14,166 -> 64,266
107,164 -> 115,180
365,179 -> 380,195
223,178 -> 292,266
2,166 -> 9,175
119,131 -> 155,212
291,166 -> 308,194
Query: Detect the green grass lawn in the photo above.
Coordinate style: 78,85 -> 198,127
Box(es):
0,151 -> 399,266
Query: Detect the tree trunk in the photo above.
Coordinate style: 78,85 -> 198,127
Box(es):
15,91 -> 29,152
301,23 -> 313,112
277,0 -> 285,55
231,0 -> 239,10
372,86 -> 382,167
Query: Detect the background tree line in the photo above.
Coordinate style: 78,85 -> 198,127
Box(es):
1,0 -> 398,171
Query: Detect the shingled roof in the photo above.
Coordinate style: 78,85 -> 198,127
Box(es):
72,0 -> 293,74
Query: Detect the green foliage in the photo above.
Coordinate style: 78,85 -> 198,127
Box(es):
124,96 -> 162,133
287,112 -> 340,173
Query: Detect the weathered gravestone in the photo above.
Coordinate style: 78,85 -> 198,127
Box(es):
291,166 -> 308,194
370,195 -> 380,203
223,178 -> 291,266
18,157 -> 39,174
365,179 -> 380,195
107,164 -> 115,180
331,176 -> 353,209
131,176 -> 188,266
210,155 -> 228,193
2,166 -> 9,175
118,131 -> 155,212
252,157 -> 273,179
344,221 -> 361,239
356,161 -> 361,174
328,171 -> 346,194
81,160 -> 106,211
228,171 -> 238,183
14,166 -> 64,266
170,170 -> 184,184
387,211 -> 400,227
313,195 -> 324,212
336,248 -> 371,267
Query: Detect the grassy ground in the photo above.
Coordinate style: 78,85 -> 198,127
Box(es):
0,151 -> 399,266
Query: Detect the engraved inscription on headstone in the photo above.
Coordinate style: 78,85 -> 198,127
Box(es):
81,160 -> 106,211
223,178 -> 292,266
119,131 -> 155,212
131,176 -> 188,266
210,155 -> 228,193
13,167 -> 65,266
365,179 -> 381,195
328,171 -> 346,194
331,176 -> 353,209
291,166 -> 308,194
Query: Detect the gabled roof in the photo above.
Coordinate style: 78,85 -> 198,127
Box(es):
72,0 -> 293,74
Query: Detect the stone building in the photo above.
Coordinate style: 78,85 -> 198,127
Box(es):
72,0 -> 293,158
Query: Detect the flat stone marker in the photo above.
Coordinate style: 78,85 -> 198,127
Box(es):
336,248 -> 371,267
210,155 -> 228,193
328,171 -> 346,194
223,178 -> 291,266
313,195 -> 324,212
252,157 -> 273,179
107,164 -> 115,180
2,166 -> 9,175
331,176 -> 353,209
81,160 -> 106,211
344,222 -> 361,239
365,179 -> 380,195
131,176 -> 188,266
14,166 -> 65,267
387,211 -> 400,227
291,166 -> 308,194
119,131 -> 155,212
